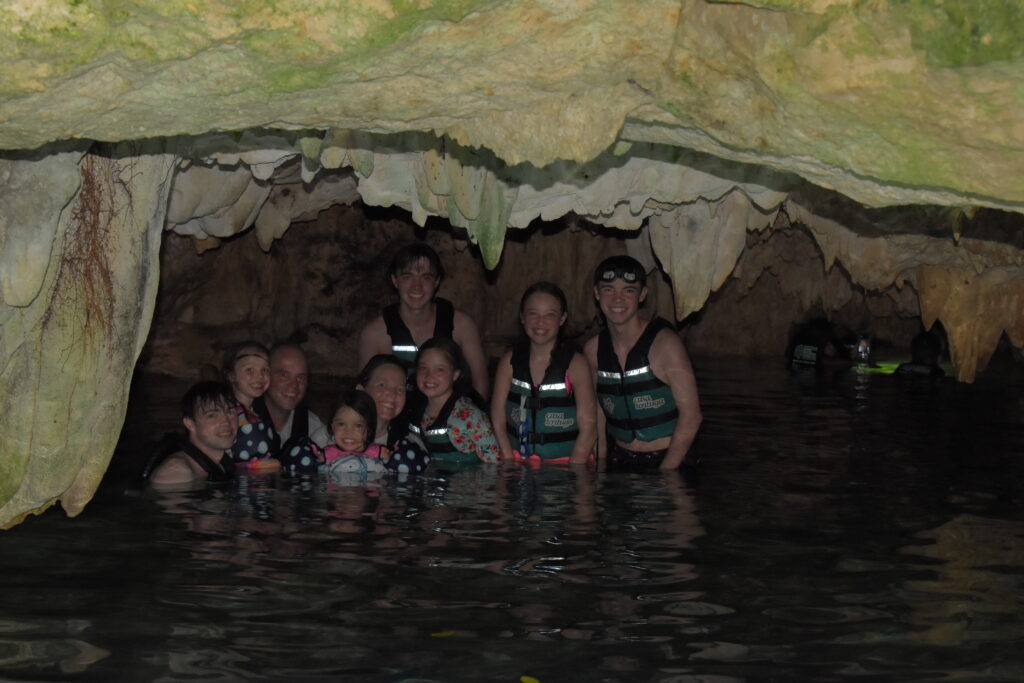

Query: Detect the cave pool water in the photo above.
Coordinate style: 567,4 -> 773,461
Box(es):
1,359 -> 1022,682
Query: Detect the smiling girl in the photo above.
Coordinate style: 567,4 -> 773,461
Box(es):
415,337 -> 500,464
490,282 -> 597,465
223,340 -> 279,470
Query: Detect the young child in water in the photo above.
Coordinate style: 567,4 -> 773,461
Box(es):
322,390 -> 390,476
223,340 -> 279,472
415,337 -> 500,464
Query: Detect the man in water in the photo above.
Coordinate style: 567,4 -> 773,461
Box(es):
259,343 -> 330,450
358,242 -> 489,398
146,382 -> 237,486
583,255 -> 702,471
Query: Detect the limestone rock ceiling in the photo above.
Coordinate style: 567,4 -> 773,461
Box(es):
2,0 -> 1024,528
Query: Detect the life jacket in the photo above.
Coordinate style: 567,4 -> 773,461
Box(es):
416,393 -> 478,464
142,434 -> 234,484
596,317 -> 680,444
253,397 -> 321,474
505,341 -> 579,459
383,297 -> 455,371
229,400 -> 277,465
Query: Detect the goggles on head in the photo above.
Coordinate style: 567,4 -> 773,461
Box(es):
598,266 -> 644,285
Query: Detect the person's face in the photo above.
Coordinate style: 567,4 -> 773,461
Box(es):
184,398 -> 237,454
267,348 -> 308,413
520,291 -> 567,347
331,406 -> 368,453
416,348 -> 459,401
228,352 -> 270,404
390,258 -> 440,311
594,278 -> 647,325
358,364 -> 407,428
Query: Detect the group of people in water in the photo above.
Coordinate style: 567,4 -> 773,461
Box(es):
145,242 -> 704,486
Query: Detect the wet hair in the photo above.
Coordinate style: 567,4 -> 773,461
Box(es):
331,389 -> 378,447
520,281 -> 568,317
221,340 -> 270,378
593,255 -> 647,288
389,242 -> 446,282
416,336 -> 478,404
181,381 -> 235,420
356,354 -> 406,388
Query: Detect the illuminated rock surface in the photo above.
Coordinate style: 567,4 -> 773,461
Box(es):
1,0 -> 1023,525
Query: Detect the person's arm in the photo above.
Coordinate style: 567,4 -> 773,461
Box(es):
567,352 -> 597,464
307,411 -> 331,449
357,316 -> 390,370
649,330 -> 702,470
453,310 -> 490,399
583,335 -> 607,462
148,452 -> 202,487
450,399 -> 501,464
489,351 -> 516,461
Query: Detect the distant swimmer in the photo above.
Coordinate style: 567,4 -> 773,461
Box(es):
583,256 -> 702,471
358,242 -> 489,399
222,340 -> 279,472
144,382 -> 237,487
895,330 -> 945,379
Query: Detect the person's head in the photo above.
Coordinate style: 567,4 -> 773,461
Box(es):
356,354 -> 407,434
330,389 -> 377,453
910,330 -> 942,366
180,382 -> 237,455
415,337 -> 470,402
222,341 -> 270,406
266,343 -> 309,415
389,242 -> 445,311
593,255 -> 648,324
520,281 -> 569,347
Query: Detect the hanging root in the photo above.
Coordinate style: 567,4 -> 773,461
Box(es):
41,154 -> 133,346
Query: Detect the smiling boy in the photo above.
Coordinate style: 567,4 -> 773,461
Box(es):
583,256 -> 702,470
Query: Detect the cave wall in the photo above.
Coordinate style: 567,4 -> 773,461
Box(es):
145,205 -> 632,380
145,205 -> 937,383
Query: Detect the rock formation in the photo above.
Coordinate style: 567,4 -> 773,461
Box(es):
1,1 -> 1023,526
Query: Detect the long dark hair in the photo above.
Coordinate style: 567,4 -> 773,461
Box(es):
517,281 -> 578,360
331,389 -> 378,448
415,337 -> 485,409
355,354 -> 410,445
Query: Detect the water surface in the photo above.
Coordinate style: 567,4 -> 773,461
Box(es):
2,360 -> 1022,681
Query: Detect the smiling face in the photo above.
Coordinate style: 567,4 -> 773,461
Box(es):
594,278 -> 648,326
266,346 -> 308,414
390,257 -> 440,312
184,398 -> 238,457
358,363 -> 406,430
521,291 -> 567,347
331,405 -> 368,453
228,350 -> 270,406
416,348 -> 460,401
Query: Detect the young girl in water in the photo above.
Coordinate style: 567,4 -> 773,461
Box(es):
322,390 -> 389,476
223,340 -> 280,472
490,282 -> 597,465
415,337 -> 500,464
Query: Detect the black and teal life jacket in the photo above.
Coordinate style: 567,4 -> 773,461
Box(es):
142,434 -> 234,484
383,297 -> 456,372
416,393 -> 479,464
505,341 -> 579,459
596,317 -> 679,444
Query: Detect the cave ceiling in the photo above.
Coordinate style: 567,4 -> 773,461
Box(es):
1,0 -> 1024,527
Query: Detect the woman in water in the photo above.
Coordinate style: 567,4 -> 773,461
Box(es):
355,354 -> 431,474
490,282 -> 597,465
415,337 -> 500,464
222,340 -> 279,471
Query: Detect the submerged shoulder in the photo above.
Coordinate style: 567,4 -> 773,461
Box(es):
148,451 -> 202,486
